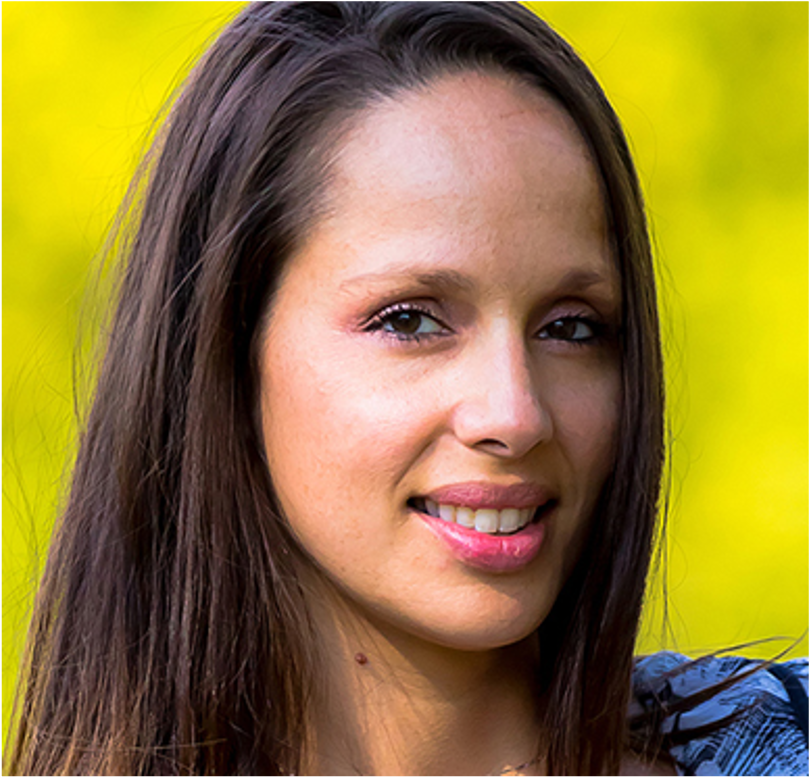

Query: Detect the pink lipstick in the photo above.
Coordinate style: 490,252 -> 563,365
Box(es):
411,481 -> 554,573
424,481 -> 551,509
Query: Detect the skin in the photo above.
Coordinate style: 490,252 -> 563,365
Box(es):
260,72 -> 672,775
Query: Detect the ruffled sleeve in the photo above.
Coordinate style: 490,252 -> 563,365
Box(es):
631,651 -> 809,776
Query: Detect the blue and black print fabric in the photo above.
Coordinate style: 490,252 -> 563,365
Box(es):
632,651 -> 809,776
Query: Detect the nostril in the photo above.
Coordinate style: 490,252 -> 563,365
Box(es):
473,438 -> 512,452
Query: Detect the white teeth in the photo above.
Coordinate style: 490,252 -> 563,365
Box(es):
499,508 -> 520,532
474,508 -> 499,534
421,502 -> 539,534
455,506 -> 476,528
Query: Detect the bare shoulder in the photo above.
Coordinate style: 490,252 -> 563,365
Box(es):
619,753 -> 678,776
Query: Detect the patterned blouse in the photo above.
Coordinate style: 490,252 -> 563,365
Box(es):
631,651 -> 809,776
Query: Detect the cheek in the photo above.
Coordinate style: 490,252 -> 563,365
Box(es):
547,362 -> 620,466
259,343 -> 451,608
542,370 -> 620,580
259,334 -> 443,527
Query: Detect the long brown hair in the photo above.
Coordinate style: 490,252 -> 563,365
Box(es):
7,3 -> 664,774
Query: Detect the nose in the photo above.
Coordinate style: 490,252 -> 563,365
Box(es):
450,332 -> 552,459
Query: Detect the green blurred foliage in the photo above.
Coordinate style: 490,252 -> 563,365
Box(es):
4,1 -> 807,739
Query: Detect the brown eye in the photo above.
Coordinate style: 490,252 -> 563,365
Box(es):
386,310 -> 425,335
366,304 -> 446,341
540,317 -> 596,342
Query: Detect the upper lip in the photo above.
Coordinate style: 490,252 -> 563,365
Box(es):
421,481 -> 553,510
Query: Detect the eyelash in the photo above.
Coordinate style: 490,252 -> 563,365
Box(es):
363,302 -> 608,346
363,302 -> 450,342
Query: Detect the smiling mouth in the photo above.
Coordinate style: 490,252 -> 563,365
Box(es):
407,497 -> 554,536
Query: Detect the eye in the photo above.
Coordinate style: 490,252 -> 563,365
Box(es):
364,303 -> 448,341
539,316 -> 599,343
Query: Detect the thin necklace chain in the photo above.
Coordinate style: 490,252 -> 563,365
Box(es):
306,754 -> 542,775
496,753 -> 542,776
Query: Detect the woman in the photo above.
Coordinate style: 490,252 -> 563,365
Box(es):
6,3 -> 807,775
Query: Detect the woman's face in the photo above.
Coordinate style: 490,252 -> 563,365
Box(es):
260,72 -> 621,651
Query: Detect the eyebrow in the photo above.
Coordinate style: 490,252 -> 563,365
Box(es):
339,265 -> 615,299
339,268 -> 477,295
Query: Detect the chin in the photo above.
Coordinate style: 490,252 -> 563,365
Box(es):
368,590 -> 554,654
432,624 -> 541,653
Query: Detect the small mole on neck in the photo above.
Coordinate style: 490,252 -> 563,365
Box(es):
354,652 -> 369,665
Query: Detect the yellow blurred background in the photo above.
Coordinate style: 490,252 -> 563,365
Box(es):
4,1 -> 807,737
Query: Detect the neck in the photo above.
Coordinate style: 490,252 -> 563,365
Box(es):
302,581 -> 544,776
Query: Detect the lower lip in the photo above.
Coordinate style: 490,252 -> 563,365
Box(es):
418,511 -> 547,573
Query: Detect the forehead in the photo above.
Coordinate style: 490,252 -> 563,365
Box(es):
279,69 -> 615,303
324,70 -> 605,236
